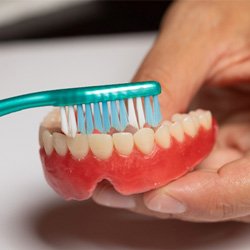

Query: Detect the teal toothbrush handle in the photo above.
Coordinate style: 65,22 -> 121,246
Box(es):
0,81 -> 161,117
0,91 -> 56,117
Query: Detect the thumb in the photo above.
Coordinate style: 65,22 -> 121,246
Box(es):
132,10 -> 218,119
144,155 -> 250,222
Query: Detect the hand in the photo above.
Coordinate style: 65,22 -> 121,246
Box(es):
92,0 -> 250,222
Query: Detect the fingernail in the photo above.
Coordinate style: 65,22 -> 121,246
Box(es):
93,186 -> 136,209
146,193 -> 186,214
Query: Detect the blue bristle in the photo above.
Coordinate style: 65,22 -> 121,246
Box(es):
119,99 -> 128,130
102,102 -> 111,133
144,96 -> 154,126
85,104 -> 94,134
77,104 -> 85,133
111,101 -> 120,131
94,103 -> 103,132
153,95 -> 162,127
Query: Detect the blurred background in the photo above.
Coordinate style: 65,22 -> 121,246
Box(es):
0,0 -> 171,41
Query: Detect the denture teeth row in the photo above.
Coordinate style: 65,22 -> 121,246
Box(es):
40,110 -> 212,160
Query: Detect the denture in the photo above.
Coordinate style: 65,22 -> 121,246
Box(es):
39,109 -> 216,200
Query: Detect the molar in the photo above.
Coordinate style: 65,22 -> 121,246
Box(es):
134,128 -> 155,155
171,113 -> 183,122
88,134 -> 113,160
155,125 -> 171,149
53,132 -> 67,156
39,126 -> 45,147
168,121 -> 184,142
205,111 -> 212,128
67,134 -> 89,160
42,130 -> 53,155
113,132 -> 134,156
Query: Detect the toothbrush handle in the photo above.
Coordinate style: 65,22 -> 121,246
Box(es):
0,92 -> 55,117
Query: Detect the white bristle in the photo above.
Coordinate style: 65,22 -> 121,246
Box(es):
82,104 -> 86,112
107,101 -> 112,116
136,97 -> 145,128
60,107 -> 69,135
116,100 -> 120,114
68,106 -> 77,137
128,98 -> 139,129
90,103 -> 94,114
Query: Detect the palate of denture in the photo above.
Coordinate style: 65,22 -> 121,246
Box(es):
53,132 -> 67,156
134,128 -> 155,155
88,134 -> 113,160
42,130 -> 53,156
112,132 -> 134,156
67,134 -> 89,160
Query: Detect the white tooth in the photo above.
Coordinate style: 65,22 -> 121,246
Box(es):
88,134 -> 113,160
205,111 -> 212,128
53,132 -> 67,156
134,128 -> 155,155
66,134 -> 89,160
197,112 -> 210,130
113,133 -> 134,156
169,121 -> 184,142
155,125 -> 171,149
42,130 -> 53,155
39,126 -> 45,147
189,112 -> 200,130
195,109 -> 204,115
182,115 -> 197,137
171,113 -> 183,122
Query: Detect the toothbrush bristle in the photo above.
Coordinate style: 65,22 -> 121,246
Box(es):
136,97 -> 145,129
77,104 -> 85,133
85,104 -> 94,134
61,94 -> 162,137
144,96 -> 154,127
128,98 -> 139,129
93,103 -> 103,132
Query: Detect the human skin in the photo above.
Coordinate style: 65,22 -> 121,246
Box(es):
92,0 -> 250,222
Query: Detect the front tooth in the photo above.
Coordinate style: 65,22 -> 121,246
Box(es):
53,132 -> 67,156
169,121 -> 184,142
67,134 -> 89,160
113,133 -> 134,156
88,134 -> 113,160
42,130 -> 53,155
155,125 -> 171,149
134,128 -> 155,155
181,115 -> 197,137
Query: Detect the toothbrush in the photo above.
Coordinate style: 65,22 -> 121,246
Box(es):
0,81 -> 162,136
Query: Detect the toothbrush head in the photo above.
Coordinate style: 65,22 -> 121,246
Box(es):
59,81 -> 162,137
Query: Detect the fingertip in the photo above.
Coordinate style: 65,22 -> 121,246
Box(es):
92,182 -> 137,209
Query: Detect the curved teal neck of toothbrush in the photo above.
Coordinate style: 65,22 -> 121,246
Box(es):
0,81 -> 161,117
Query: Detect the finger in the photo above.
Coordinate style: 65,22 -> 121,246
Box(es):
144,155 -> 250,222
132,5 -> 220,119
92,182 -> 137,209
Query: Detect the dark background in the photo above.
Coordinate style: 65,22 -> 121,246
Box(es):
0,1 -> 172,42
